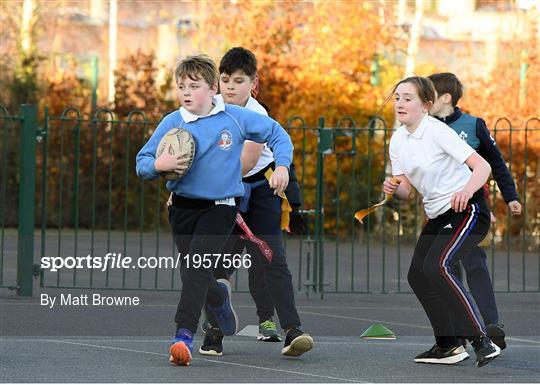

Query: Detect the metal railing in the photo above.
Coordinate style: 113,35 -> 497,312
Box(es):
1,104 -> 538,296
288,116 -> 539,296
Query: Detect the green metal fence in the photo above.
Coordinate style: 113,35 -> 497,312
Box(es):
36,107 -> 178,291
1,104 -> 538,296
0,106 -> 24,291
288,116 -> 540,297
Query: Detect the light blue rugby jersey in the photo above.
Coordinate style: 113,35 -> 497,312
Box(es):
135,103 -> 293,200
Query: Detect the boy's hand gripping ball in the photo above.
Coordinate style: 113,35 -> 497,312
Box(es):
156,128 -> 196,181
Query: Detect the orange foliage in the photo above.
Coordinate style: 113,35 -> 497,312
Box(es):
459,28 -> 540,241
42,60 -> 91,116
114,51 -> 175,120
200,1 -> 404,234
202,0 -> 402,126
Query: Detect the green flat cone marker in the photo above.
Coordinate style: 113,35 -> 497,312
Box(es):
360,323 -> 396,340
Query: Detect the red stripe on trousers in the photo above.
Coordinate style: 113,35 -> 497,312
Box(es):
436,205 -> 482,334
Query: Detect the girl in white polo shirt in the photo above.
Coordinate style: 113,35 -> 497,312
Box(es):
383,76 -> 500,367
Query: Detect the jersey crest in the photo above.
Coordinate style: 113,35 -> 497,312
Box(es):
218,130 -> 233,150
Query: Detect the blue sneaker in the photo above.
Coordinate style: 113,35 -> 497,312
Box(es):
205,278 -> 238,336
169,328 -> 193,366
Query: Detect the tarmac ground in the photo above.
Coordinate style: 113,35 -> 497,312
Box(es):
1,289 -> 539,383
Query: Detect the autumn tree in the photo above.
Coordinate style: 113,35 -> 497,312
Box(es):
113,50 -> 175,120
460,12 -> 540,247
199,0 -> 404,236
35,51 -> 175,231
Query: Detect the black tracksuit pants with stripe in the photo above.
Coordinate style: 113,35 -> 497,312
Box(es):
451,245 -> 499,325
407,194 -> 490,345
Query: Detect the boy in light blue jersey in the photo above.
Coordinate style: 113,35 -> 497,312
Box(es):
136,54 -> 293,366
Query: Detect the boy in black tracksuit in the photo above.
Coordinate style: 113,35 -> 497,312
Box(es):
428,72 -> 522,350
198,47 -> 313,358
212,162 -> 304,338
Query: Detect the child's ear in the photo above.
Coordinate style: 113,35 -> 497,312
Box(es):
210,83 -> 218,96
251,75 -> 259,98
443,93 -> 452,104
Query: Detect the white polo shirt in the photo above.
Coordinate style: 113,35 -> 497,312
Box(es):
389,114 -> 475,219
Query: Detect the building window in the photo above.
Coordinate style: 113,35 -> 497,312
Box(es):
475,0 -> 515,12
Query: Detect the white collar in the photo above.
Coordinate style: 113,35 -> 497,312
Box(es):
214,94 -> 263,111
179,96 -> 225,123
406,113 -> 428,139
244,96 -> 265,112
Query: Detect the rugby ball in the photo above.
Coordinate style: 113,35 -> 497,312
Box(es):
155,128 -> 196,181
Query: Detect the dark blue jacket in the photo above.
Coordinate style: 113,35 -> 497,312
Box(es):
435,107 -> 519,203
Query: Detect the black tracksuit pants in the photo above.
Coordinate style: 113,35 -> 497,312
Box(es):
168,196 -> 238,334
215,182 -> 301,330
216,232 -> 277,323
407,196 -> 490,345
451,246 -> 499,325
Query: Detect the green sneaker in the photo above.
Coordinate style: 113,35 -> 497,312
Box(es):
257,319 -> 282,342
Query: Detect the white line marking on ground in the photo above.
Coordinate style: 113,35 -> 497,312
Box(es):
297,305 -> 540,314
506,337 -> 540,344
298,310 -> 432,329
299,311 -> 540,345
1,338 -> 539,348
41,339 -> 366,383
2,302 -> 538,314
198,357 -> 366,383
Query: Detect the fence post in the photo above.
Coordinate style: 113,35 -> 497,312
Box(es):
315,117 -> 333,296
17,104 -> 38,296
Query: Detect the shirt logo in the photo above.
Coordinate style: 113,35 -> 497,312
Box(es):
444,223 -> 453,229
458,131 -> 468,141
218,130 -> 233,150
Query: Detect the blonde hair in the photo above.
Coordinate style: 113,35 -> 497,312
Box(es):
175,54 -> 218,87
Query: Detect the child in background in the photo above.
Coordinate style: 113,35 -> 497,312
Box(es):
428,72 -> 522,350
199,47 -> 313,358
